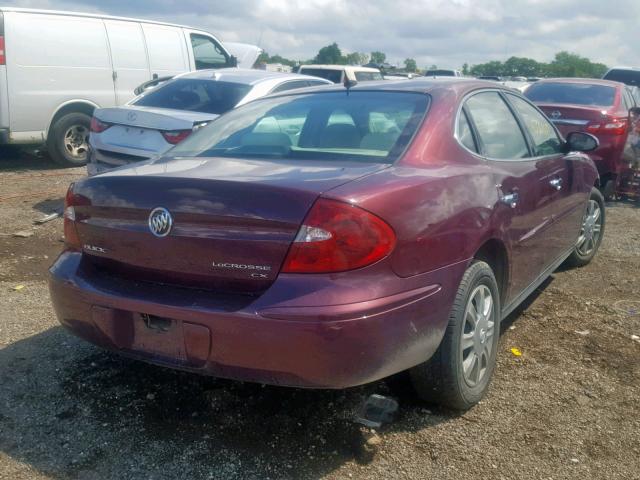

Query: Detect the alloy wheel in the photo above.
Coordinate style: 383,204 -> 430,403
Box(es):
576,199 -> 602,256
63,124 -> 89,160
461,284 -> 495,387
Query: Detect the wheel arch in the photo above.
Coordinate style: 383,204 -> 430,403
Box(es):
472,238 -> 509,306
46,100 -> 99,139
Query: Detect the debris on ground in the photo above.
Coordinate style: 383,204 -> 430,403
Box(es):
12,230 -> 33,238
510,347 -> 522,356
354,394 -> 399,428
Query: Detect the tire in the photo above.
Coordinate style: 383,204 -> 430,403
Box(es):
409,261 -> 501,410
47,112 -> 91,167
564,188 -> 605,268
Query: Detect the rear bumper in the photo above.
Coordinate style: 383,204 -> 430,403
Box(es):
87,139 -> 161,176
49,252 -> 463,388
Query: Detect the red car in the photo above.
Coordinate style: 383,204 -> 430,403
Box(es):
50,80 -> 603,410
525,77 -> 640,199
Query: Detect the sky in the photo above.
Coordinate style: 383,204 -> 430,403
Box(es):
4,0 -> 639,69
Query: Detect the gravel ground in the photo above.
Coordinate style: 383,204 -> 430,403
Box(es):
1,149 -> 639,480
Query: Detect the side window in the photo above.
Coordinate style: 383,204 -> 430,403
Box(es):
507,95 -> 563,156
270,81 -> 312,94
190,34 -> 229,69
465,92 -> 529,159
307,80 -> 329,87
457,110 -> 477,152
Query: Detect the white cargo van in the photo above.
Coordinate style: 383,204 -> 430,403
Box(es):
0,8 -> 258,166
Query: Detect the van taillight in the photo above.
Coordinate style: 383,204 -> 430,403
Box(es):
0,37 -> 5,65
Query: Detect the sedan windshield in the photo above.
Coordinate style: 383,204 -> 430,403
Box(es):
133,79 -> 252,114
168,91 -> 429,164
525,82 -> 616,107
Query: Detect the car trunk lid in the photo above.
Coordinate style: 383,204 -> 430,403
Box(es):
95,106 -> 217,131
72,157 -> 387,293
536,103 -> 611,137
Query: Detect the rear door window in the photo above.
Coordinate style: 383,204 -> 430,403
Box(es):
525,82 -> 616,107
507,95 -> 563,156
299,69 -> 342,84
134,79 -> 251,114
456,110 -> 478,153
270,80 -> 313,94
465,92 -> 529,159
603,69 -> 640,87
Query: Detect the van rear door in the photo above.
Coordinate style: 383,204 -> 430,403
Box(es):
141,24 -> 190,79
104,20 -> 151,105
183,30 -> 233,70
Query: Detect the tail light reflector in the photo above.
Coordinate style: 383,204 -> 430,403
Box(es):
161,129 -> 192,145
586,116 -> 628,136
0,36 -> 5,65
90,116 -> 111,133
282,198 -> 396,274
63,184 -> 83,250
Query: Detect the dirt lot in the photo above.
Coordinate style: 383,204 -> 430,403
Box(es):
1,148 -> 639,480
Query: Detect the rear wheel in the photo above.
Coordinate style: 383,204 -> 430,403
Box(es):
47,112 -> 91,167
409,261 -> 500,410
564,187 -> 605,268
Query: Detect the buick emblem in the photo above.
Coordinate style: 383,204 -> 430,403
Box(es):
148,207 -> 173,237
550,110 -> 562,119
127,111 -> 137,121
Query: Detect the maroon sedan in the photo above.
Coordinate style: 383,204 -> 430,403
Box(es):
525,77 -> 640,199
50,80 -> 603,410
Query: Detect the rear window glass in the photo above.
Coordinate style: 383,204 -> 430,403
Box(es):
603,69 -> 640,87
525,82 -> 616,107
425,70 -> 456,77
168,91 -> 429,164
133,79 -> 251,114
299,69 -> 342,83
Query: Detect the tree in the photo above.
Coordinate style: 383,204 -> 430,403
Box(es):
314,43 -> 344,64
503,56 -> 540,77
545,51 -> 608,78
404,58 -> 417,73
345,52 -> 369,65
370,51 -> 386,64
462,63 -> 470,76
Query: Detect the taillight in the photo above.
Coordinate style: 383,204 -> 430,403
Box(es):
90,116 -> 111,133
282,198 -> 396,273
63,184 -> 82,250
0,36 -> 5,65
586,116 -> 628,136
161,129 -> 192,145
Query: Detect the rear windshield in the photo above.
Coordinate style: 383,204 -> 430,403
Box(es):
168,91 -> 429,164
133,79 -> 251,114
603,69 -> 640,87
525,82 -> 616,107
299,68 -> 342,83
425,70 -> 456,77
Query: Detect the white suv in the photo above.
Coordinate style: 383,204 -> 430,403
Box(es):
298,65 -> 383,84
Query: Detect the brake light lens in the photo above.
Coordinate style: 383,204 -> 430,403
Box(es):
63,185 -> 81,250
282,199 -> 396,273
161,129 -> 192,145
90,116 -> 111,133
586,117 -> 628,136
0,37 -> 5,65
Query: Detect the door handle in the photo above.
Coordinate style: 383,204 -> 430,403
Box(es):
500,191 -> 519,208
550,178 -> 563,191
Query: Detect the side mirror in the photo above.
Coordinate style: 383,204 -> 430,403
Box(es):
566,131 -> 599,153
229,55 -> 238,68
630,106 -> 640,118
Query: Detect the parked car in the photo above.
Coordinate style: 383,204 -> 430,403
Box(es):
525,78 -> 640,199
477,76 -> 502,81
297,65 -> 383,83
51,79 -> 603,410
603,66 -> 640,87
87,69 -> 332,176
424,69 -> 462,77
0,7 -> 259,166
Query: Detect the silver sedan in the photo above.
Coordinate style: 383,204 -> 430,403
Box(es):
87,69 -> 332,176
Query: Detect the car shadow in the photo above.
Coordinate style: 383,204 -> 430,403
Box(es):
0,327 -> 457,479
0,146 -> 58,172
0,273 -> 556,479
32,197 -> 64,216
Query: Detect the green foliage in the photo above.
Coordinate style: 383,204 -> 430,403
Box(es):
256,52 -> 298,67
370,51 -> 387,64
469,52 -> 608,79
314,43 -> 345,64
404,58 -> 418,73
462,63 -> 470,76
345,52 -> 369,65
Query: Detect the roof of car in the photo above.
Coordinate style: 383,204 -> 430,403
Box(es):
300,65 -> 381,73
531,77 -> 624,88
174,68 -> 332,86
